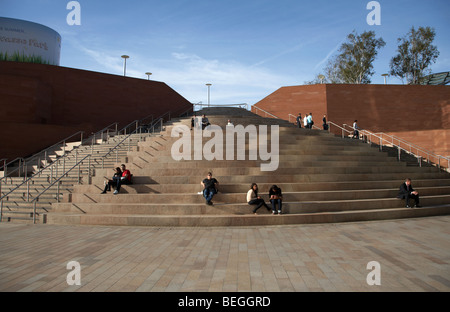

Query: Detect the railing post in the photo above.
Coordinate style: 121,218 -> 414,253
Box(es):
88,156 -> 91,185
78,162 -> 81,184
27,180 -> 30,202
33,200 -> 37,224
0,199 -> 2,222
57,181 -> 60,203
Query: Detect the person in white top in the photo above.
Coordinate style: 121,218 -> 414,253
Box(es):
307,113 -> 313,129
352,120 -> 359,139
247,183 -> 270,214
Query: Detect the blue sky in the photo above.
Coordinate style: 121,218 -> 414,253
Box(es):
1,0 -> 449,105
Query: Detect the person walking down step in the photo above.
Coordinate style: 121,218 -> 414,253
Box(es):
296,113 -> 302,128
247,183 -> 271,215
352,120 -> 360,139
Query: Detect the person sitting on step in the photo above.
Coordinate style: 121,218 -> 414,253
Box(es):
201,172 -> 219,205
247,183 -> 270,215
101,167 -> 122,194
269,185 -> 283,215
114,164 -> 132,195
397,178 -> 421,208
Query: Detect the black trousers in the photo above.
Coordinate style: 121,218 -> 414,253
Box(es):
248,199 -> 270,213
402,193 -> 420,206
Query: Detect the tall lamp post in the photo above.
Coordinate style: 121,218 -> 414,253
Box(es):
121,55 -> 129,76
382,73 -> 389,85
318,74 -> 325,84
145,72 -> 152,80
206,83 -> 212,107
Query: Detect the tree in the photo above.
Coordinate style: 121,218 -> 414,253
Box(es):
336,30 -> 386,84
389,26 -> 440,84
324,55 -> 345,84
304,73 -> 328,85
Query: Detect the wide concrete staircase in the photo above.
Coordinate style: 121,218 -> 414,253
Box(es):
0,132 -> 154,223
45,107 -> 450,227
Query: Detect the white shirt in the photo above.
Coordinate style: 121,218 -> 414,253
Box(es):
247,189 -> 257,202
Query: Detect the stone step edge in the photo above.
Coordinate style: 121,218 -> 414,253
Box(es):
44,205 -> 450,226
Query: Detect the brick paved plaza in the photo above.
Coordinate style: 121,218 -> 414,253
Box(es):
0,216 -> 449,292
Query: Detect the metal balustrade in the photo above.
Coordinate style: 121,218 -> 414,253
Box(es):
0,111 -> 176,223
285,110 -> 449,172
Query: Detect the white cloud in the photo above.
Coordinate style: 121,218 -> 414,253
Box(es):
69,41 -> 294,105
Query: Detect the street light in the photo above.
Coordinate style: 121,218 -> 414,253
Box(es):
206,83 -> 212,107
382,73 -> 389,85
318,74 -> 325,84
145,72 -> 152,80
121,55 -> 129,76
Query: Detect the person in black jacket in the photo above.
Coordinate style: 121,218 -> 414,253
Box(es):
201,172 -> 219,205
269,185 -> 283,215
101,167 -> 122,194
397,178 -> 421,208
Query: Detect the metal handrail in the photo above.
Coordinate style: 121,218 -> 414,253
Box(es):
29,154 -> 91,224
362,129 -> 449,170
327,121 -> 354,138
81,122 -> 119,146
0,147 -> 79,203
193,103 -> 249,111
332,122 -> 449,171
0,157 -> 25,179
251,106 -> 279,119
101,115 -> 167,168
1,111 -> 173,223
0,130 -> 85,181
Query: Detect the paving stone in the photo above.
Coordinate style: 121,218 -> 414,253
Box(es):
0,216 -> 449,292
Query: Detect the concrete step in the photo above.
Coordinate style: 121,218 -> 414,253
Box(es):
89,171 -> 450,186
5,110 -> 450,226
90,165 -> 440,180
45,204 -> 450,227
66,187 -> 450,205
72,179 -> 450,194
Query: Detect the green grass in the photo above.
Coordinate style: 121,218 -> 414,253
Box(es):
0,51 -> 50,64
